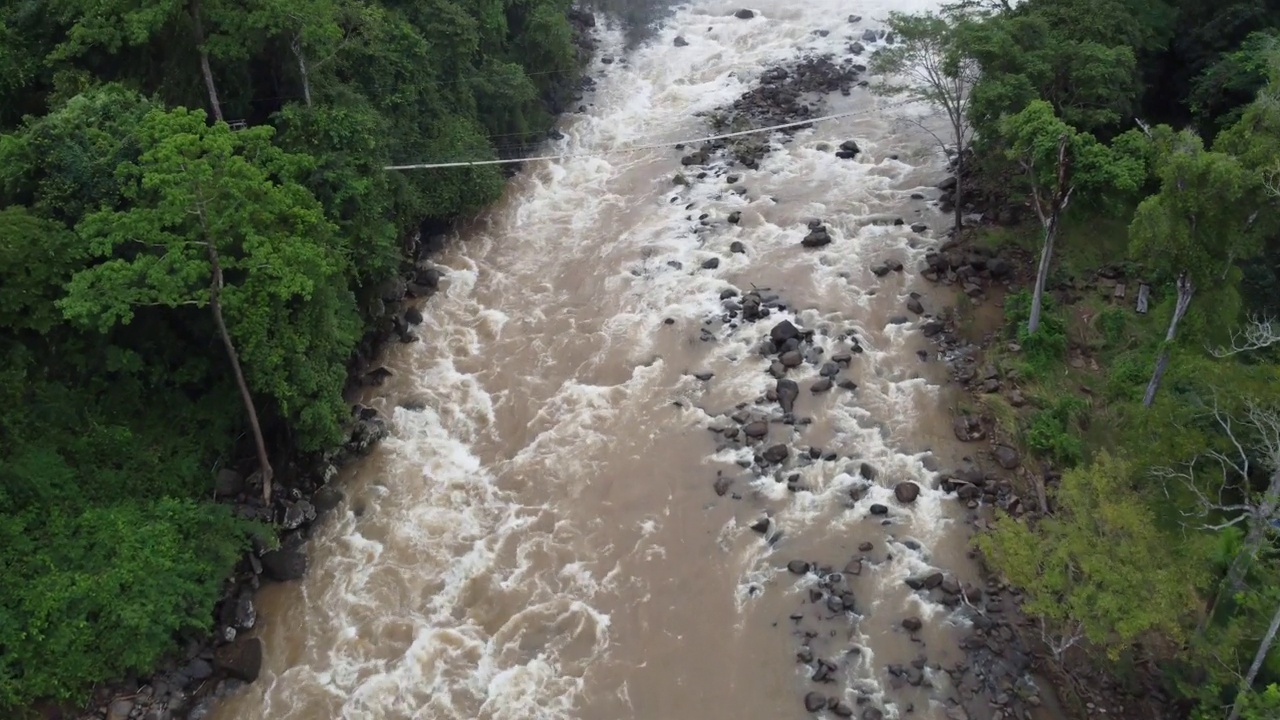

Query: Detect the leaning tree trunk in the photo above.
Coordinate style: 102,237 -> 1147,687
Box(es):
1142,271 -> 1194,408
1227,597 -> 1280,720
291,34 -> 312,107
1027,220 -> 1058,334
190,0 -> 224,122
952,136 -> 965,237
207,241 -> 274,505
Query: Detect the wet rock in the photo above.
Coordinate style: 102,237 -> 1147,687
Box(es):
185,657 -> 214,681
281,500 -> 316,530
260,547 -> 307,582
862,28 -> 878,42
771,320 -> 801,344
906,296 -> 925,315
993,445 -> 1021,469
776,379 -> 800,413
734,8 -> 755,19
780,350 -> 803,367
674,35 -> 689,47
811,378 -> 833,393
730,241 -> 746,254
728,210 -> 742,225
910,223 -> 929,233
901,617 -> 923,632
826,594 -> 846,612
106,698 -> 134,720
819,362 -> 840,377
788,559 -> 811,574
844,559 -> 863,575
921,320 -> 945,337
802,228 -> 832,247
923,572 -> 944,590
894,482 -> 920,504
833,702 -> 855,718
838,139 -> 860,156
214,469 -> 244,498
694,371 -> 715,381
701,257 -> 720,270
832,351 -> 853,365
713,476 -> 733,496
312,486 -> 344,514
805,692 -> 828,712
871,263 -> 892,277
869,503 -> 888,515
347,407 -> 390,455
404,307 -> 424,325
214,637 -> 263,683
888,315 -> 908,325
838,379 -> 858,391
763,444 -> 790,464
858,541 -> 874,551
750,517 -> 771,534
743,421 -> 769,439
235,592 -> 256,630
362,366 -> 393,386
952,415 -> 985,442
859,463 -> 877,480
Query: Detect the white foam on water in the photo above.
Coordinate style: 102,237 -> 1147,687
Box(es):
228,1 -> 970,718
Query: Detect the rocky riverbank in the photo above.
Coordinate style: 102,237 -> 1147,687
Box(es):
656,21 -> 1060,720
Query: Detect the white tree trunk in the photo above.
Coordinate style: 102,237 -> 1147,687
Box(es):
190,0 -> 223,122
1027,222 -> 1057,334
1142,271 -> 1194,408
1227,598 -> 1280,720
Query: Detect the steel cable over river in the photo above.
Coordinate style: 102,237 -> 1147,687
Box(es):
212,2 -> 1065,720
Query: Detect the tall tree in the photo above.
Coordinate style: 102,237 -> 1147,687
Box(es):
1128,128 -> 1259,407
59,108 -> 344,504
869,11 -> 978,236
1000,100 -> 1143,333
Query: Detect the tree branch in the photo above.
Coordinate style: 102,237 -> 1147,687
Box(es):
1211,315 -> 1280,357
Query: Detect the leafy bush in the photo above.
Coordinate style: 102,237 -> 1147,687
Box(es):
0,500 -> 251,708
1024,395 -> 1089,466
1004,289 -> 1069,377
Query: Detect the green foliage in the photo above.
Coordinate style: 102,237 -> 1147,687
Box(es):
0,500 -> 251,707
0,0 -> 583,709
1025,396 -> 1089,466
978,452 -> 1204,658
1004,289 -> 1068,375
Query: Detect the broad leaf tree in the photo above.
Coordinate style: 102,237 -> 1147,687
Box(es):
1128,129 -> 1260,407
870,10 -> 978,236
60,108 -> 349,504
1000,100 -> 1143,334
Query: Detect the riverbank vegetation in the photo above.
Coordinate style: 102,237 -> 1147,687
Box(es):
879,0 -> 1280,717
0,0 -> 582,711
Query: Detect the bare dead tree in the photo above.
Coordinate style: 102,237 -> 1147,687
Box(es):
1041,616 -> 1086,665
1211,315 -> 1280,357
1154,399 -> 1280,631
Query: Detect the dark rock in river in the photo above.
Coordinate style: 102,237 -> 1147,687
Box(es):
810,378 -> 832,393
734,8 -> 755,19
770,319 -> 801,344
788,559 -> 811,574
894,481 -> 920,504
776,378 -> 800,413
763,444 -> 790,464
869,503 -> 889,515
801,228 -> 832,247
804,692 -> 827,712
701,257 -> 720,269
674,35 -> 689,47
260,547 -> 307,582
780,350 -> 803,367
214,637 -> 263,683
744,420 -> 769,438
901,617 -> 923,632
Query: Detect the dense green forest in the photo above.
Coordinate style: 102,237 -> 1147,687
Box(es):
879,0 -> 1280,718
0,0 -> 582,710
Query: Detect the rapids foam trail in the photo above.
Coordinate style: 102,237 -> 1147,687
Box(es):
211,1 -> 969,719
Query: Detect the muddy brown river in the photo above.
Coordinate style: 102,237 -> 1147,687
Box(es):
211,2 -> 998,718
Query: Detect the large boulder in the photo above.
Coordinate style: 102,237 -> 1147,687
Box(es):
894,481 -> 920,504
260,547 -> 307,582
214,637 -> 263,683
770,319 -> 801,344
